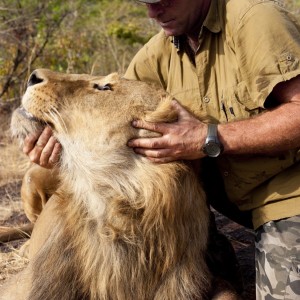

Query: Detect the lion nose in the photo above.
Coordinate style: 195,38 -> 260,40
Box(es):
27,72 -> 44,87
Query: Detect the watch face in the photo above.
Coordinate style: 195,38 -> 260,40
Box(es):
203,141 -> 222,157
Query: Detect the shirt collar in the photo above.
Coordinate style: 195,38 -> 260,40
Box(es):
203,0 -> 221,34
172,0 -> 221,51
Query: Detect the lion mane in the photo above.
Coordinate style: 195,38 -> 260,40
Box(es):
3,69 -> 211,299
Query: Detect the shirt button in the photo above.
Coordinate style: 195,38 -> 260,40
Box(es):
287,54 -> 293,61
203,96 -> 210,103
223,171 -> 229,177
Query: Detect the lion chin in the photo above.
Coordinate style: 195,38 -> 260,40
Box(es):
2,69 -> 217,299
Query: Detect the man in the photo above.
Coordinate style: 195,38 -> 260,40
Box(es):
24,0 -> 300,298
124,0 -> 300,299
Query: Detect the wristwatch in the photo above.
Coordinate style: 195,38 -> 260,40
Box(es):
202,124 -> 223,157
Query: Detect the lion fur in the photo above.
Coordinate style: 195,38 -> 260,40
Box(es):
3,69 -> 212,300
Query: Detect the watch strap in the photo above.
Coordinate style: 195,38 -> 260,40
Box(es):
206,123 -> 218,143
202,123 -> 223,157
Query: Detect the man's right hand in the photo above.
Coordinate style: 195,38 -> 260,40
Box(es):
23,126 -> 62,169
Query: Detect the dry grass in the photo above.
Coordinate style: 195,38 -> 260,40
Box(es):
0,110 -> 30,286
0,112 -> 29,185
0,249 -> 29,284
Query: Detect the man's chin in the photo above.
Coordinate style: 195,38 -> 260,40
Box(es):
162,28 -> 181,37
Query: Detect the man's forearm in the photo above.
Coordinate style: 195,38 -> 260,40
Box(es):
218,102 -> 300,155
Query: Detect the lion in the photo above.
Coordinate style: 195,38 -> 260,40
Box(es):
1,69 -> 239,300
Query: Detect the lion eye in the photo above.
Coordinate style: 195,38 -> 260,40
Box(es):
93,83 -> 112,91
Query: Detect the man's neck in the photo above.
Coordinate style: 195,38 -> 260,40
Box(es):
186,0 -> 211,52
187,37 -> 200,52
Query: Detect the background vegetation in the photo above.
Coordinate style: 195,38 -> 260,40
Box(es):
0,0 -> 300,106
0,0 -> 159,105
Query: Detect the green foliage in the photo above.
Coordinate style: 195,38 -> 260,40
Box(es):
108,23 -> 147,45
0,0 -> 76,100
2,0 -> 298,104
0,0 -> 158,103
286,0 -> 300,10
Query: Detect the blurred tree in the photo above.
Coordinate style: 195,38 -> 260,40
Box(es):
1,0 -> 298,105
47,0 -> 158,75
0,0 -> 71,101
0,0 -> 158,103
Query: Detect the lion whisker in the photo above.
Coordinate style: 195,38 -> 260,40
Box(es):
47,107 -> 68,134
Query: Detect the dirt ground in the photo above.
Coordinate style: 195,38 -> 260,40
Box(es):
0,106 -> 30,285
214,210 -> 255,299
0,108 -> 255,298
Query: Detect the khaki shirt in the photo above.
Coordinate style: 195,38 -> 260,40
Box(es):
124,0 -> 300,229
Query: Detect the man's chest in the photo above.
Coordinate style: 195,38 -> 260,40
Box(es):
164,33 -> 262,123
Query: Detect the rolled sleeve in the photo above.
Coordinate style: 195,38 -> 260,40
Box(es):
235,2 -> 300,109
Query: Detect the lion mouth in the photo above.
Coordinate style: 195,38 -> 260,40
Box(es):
18,106 -> 39,122
18,106 -> 54,128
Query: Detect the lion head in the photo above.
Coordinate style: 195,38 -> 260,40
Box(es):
8,69 -> 211,299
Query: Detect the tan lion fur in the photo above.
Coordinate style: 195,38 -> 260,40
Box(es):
2,69 -> 212,299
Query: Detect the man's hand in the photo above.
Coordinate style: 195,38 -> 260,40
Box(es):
23,126 -> 62,169
127,100 -> 208,163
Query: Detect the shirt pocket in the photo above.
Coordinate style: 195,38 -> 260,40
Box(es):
221,81 -> 264,122
279,51 -> 300,76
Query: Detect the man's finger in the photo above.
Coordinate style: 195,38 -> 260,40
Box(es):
128,137 -> 166,149
39,136 -> 58,167
132,119 -> 166,133
147,156 -> 175,164
171,100 -> 194,119
23,132 -> 40,155
133,147 -> 171,159
49,142 -> 62,165
35,127 -> 53,148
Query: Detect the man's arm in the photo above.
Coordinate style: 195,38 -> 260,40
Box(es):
128,75 -> 300,163
219,75 -> 300,154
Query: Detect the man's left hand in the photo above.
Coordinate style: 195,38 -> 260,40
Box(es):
127,100 -> 207,163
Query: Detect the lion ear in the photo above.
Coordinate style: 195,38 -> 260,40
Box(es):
144,96 -> 178,123
99,72 -> 120,87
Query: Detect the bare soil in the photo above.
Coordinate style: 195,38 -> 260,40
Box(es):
214,210 -> 255,299
0,108 -> 30,284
